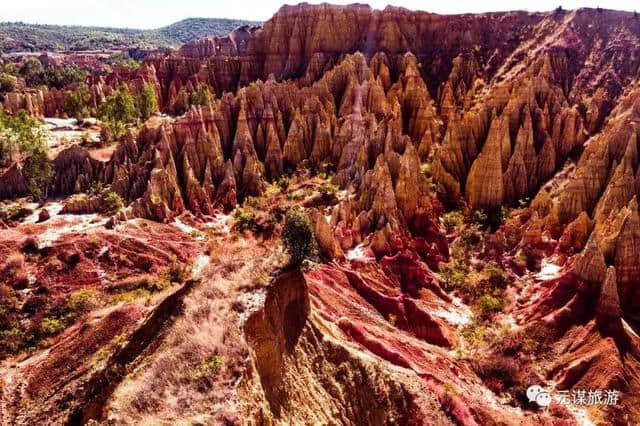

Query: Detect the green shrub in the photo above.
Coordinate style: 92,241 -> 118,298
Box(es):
232,207 -> 257,232
461,324 -> 489,349
276,175 -> 290,191
41,317 -> 66,336
107,52 -> 139,70
193,355 -> 223,379
88,183 -> 124,213
0,327 -> 28,356
477,294 -> 503,316
67,289 -> 100,314
472,208 -> 508,229
98,84 -> 138,140
264,183 -> 281,197
189,83 -> 213,106
19,58 -> 45,87
472,209 -> 489,225
115,274 -> 171,292
442,210 -> 464,232
138,83 -> 158,120
319,182 -> 338,196
460,225 -> 482,247
439,261 -> 467,290
0,109 -> 48,165
483,262 -> 506,288
109,288 -> 152,304
41,64 -> 89,89
63,84 -> 91,119
102,190 -> 124,213
282,207 -> 317,267
245,196 -> 264,209
22,147 -> 53,201
0,201 -> 30,222
0,73 -> 17,93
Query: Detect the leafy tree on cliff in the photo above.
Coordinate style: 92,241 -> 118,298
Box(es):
0,110 -> 52,199
282,207 -> 317,268
106,52 -> 140,70
189,83 -> 213,106
22,147 -> 52,200
19,59 -> 88,89
138,83 -> 159,120
0,73 -> 17,93
0,110 -> 47,162
42,65 -> 88,89
63,83 -> 91,119
19,58 -> 45,87
98,84 -> 138,140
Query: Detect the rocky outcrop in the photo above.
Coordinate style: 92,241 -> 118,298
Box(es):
244,271 -> 310,412
465,113 -> 505,210
596,267 -> 625,340
0,164 -> 29,199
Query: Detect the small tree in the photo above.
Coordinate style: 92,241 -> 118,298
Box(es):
98,84 -> 138,140
112,85 -> 138,123
63,84 -> 91,119
107,52 -> 139,70
0,110 -> 48,163
19,58 -> 44,87
189,83 -> 213,106
282,207 -> 317,268
138,83 -> 159,120
22,147 -> 52,201
42,65 -> 88,89
0,73 -> 17,93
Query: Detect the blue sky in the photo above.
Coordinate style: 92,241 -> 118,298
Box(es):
4,0 -> 637,28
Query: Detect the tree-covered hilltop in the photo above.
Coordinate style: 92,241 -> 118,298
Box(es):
0,18 -> 261,53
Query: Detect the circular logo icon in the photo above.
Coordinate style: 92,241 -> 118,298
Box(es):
527,385 -> 552,407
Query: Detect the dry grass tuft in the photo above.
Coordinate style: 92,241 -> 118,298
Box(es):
2,253 -> 25,277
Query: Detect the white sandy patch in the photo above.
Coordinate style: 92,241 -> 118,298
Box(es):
22,201 -> 64,224
204,213 -> 231,234
433,307 -> 472,326
433,295 -> 473,326
565,406 -> 595,426
191,254 -> 211,278
42,117 -> 101,156
482,385 -> 525,416
172,217 -> 196,233
94,246 -> 110,281
37,213 -> 107,247
172,218 -> 206,240
535,258 -> 561,281
346,243 -> 373,261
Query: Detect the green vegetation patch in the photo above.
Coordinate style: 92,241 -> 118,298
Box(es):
282,207 -> 317,268
192,355 -> 223,380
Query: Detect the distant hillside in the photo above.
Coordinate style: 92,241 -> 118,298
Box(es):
0,18 -> 261,53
